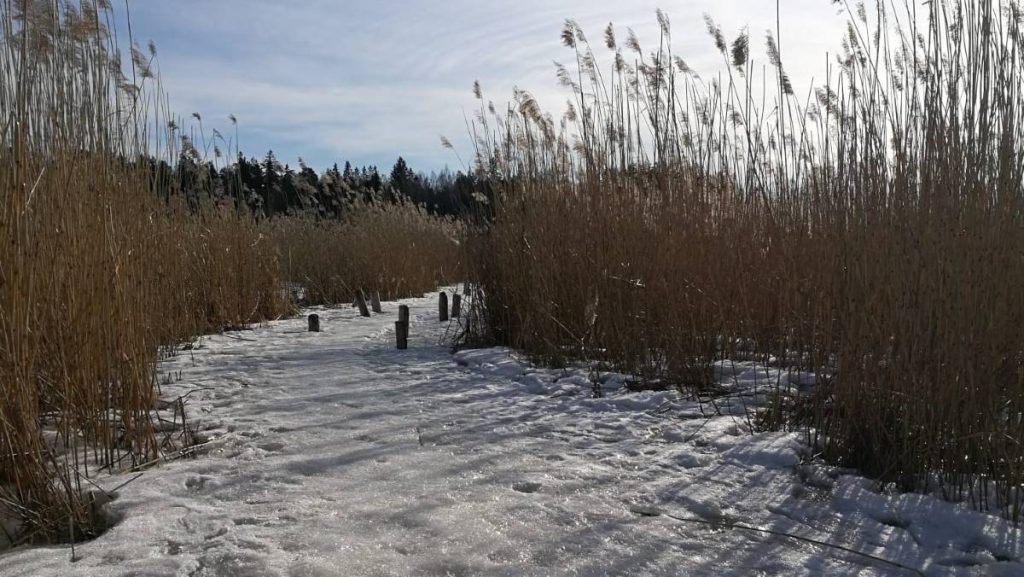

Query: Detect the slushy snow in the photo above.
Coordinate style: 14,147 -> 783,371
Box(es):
1,291 -> 1021,576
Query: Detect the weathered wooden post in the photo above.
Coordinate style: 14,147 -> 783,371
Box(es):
307,314 -> 320,332
451,293 -> 462,319
439,292 -> 449,322
395,321 -> 409,349
396,305 -> 410,349
370,291 -> 382,314
355,291 -> 370,317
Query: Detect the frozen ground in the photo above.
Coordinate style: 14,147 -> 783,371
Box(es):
1,291 -> 1021,576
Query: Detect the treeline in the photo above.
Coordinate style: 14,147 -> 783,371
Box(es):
147,150 -> 491,218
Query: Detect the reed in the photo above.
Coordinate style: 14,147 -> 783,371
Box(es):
272,201 -> 463,306
0,0 -> 458,544
0,0 -> 291,543
464,1 -> 1024,520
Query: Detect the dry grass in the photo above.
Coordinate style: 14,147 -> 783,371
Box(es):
0,0 -> 290,543
464,1 -> 1024,520
0,0 -> 460,544
273,201 -> 463,306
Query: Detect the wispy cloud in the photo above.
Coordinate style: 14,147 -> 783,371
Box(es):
123,0 -> 846,172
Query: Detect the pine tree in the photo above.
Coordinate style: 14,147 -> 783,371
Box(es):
262,150 -> 281,216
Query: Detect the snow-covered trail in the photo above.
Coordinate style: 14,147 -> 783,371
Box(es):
1,292 -> 1021,576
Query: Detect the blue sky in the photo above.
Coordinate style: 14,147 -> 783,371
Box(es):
122,1 -> 848,173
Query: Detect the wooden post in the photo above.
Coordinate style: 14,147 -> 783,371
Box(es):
451,293 -> 462,319
370,291 -> 382,314
307,314 -> 320,332
439,292 -> 449,322
355,292 -> 370,317
396,305 -> 410,349
395,321 -> 408,349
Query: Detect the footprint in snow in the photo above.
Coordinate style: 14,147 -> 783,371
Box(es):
512,481 -> 542,494
232,517 -> 263,526
257,441 -> 286,453
185,475 -> 210,491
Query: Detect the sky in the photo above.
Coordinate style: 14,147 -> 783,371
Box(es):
121,0 -> 850,174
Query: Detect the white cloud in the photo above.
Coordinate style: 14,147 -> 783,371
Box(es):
125,0 -> 848,172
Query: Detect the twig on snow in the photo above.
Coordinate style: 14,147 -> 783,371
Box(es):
629,506 -> 926,576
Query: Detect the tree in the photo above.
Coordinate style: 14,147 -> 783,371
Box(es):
262,150 -> 282,216
390,156 -> 412,200
135,147 -> 467,219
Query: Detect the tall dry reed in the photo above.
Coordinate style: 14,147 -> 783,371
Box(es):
464,1 -> 1024,520
273,201 -> 463,306
2,1 -> 464,544
0,0 -> 294,543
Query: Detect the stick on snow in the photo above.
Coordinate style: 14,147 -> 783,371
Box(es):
629,506 -> 925,576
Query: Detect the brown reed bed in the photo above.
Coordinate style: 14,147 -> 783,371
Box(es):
0,0 -> 290,543
0,0 -> 460,545
272,200 -> 464,307
462,1 -> 1024,521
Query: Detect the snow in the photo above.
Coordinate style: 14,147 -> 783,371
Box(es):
1,290 -> 1021,576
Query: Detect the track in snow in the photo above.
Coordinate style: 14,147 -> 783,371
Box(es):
1,291 -> 1021,576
